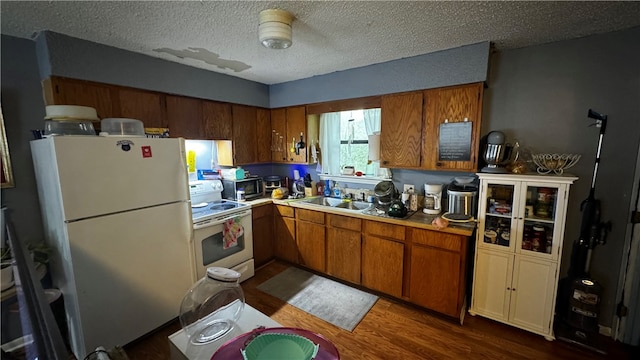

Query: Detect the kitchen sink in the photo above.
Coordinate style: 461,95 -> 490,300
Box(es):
300,197 -> 371,211
334,201 -> 371,210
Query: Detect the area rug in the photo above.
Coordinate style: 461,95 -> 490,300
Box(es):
257,267 -> 378,331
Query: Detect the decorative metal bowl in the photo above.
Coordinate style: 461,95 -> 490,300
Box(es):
531,153 -> 581,175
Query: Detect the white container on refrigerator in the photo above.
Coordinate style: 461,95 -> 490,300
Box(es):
30,136 -> 197,359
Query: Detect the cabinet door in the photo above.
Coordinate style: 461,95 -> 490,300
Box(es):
285,106 -> 307,163
380,92 -> 423,168
362,235 -> 404,298
166,95 -> 202,139
252,204 -> 274,268
409,231 -> 463,317
509,256 -> 557,335
327,227 -> 361,284
231,105 -> 258,165
274,214 -> 297,263
422,83 -> 483,171
517,183 -> 567,261
202,100 -> 232,140
256,108 -> 272,163
296,220 -> 326,272
117,88 -> 166,128
270,108 -> 287,162
478,180 -> 520,253
43,77 -> 115,120
472,249 -> 513,321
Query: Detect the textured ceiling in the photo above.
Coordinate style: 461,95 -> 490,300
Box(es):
2,1 -> 640,85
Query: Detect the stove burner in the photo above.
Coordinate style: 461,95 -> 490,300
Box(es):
190,200 -> 249,221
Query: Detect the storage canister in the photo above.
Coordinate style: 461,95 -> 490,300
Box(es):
178,267 -> 245,345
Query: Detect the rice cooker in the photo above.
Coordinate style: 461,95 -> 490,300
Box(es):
447,182 -> 478,217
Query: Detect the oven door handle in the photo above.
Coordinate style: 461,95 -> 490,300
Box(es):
193,209 -> 252,229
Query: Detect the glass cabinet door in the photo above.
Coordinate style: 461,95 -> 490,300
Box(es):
482,183 -> 516,249
520,185 -> 558,255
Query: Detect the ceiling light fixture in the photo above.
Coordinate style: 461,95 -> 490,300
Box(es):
259,9 -> 293,49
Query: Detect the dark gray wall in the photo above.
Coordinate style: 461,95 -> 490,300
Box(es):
269,41 -> 490,107
483,26 -> 640,327
1,35 -> 47,246
36,31 -> 270,108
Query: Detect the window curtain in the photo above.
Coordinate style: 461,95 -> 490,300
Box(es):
363,109 -> 382,176
319,112 -> 341,175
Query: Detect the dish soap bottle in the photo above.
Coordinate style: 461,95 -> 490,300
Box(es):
333,182 -> 341,198
324,180 -> 332,197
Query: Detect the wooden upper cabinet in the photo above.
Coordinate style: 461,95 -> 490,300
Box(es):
422,82 -> 483,171
166,95 -> 203,139
117,88 -> 166,128
286,106 -> 307,163
380,91 -> 424,168
202,100 -> 233,140
231,104 -> 258,165
256,108 -> 272,163
42,77 -> 115,120
270,108 -> 287,162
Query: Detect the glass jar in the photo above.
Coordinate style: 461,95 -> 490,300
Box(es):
179,267 -> 245,345
532,225 -> 547,253
535,188 -> 555,218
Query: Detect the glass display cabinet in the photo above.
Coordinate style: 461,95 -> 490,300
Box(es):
470,173 -> 577,340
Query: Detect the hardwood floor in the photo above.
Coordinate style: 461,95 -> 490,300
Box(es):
124,260 -> 635,359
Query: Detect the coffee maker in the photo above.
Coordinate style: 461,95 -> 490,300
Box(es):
423,184 -> 443,215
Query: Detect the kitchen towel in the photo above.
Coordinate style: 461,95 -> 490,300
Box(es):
257,266 -> 378,331
223,217 -> 243,249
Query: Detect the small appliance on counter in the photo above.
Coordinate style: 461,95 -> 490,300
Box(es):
423,184 -> 443,215
263,175 -> 282,197
442,177 -> 478,222
221,177 -> 264,201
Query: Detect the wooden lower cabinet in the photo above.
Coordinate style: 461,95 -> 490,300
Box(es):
274,205 -> 297,263
252,204 -> 274,268
362,220 -> 405,298
408,228 -> 467,318
296,209 -> 326,272
326,214 -> 362,284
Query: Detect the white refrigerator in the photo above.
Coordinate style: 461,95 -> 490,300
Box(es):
30,136 -> 196,359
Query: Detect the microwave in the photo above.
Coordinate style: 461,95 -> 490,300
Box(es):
222,177 -> 264,200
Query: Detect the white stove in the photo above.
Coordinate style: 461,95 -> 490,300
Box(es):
188,180 -> 254,282
189,180 -> 250,223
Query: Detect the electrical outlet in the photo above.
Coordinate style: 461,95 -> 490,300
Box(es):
403,184 -> 415,192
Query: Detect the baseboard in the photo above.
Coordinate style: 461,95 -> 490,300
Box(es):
599,325 -> 612,337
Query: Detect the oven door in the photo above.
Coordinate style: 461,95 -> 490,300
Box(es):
193,209 -> 253,280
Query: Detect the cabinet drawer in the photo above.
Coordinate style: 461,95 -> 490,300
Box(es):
296,208 -> 325,224
409,228 -> 463,252
328,214 -> 361,231
364,220 -> 405,241
275,205 -> 294,218
252,203 -> 273,219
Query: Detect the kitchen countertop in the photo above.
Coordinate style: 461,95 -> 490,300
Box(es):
244,196 -> 475,237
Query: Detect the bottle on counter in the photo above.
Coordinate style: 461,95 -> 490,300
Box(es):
323,180 -> 331,197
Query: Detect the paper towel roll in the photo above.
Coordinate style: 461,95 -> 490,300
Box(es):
368,133 -> 380,161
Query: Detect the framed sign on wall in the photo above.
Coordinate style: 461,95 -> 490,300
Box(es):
1,107 -> 14,188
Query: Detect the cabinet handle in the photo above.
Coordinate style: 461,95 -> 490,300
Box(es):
512,288 -> 516,291
506,287 -> 511,290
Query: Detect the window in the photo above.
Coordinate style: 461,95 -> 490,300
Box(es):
319,109 -> 381,176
